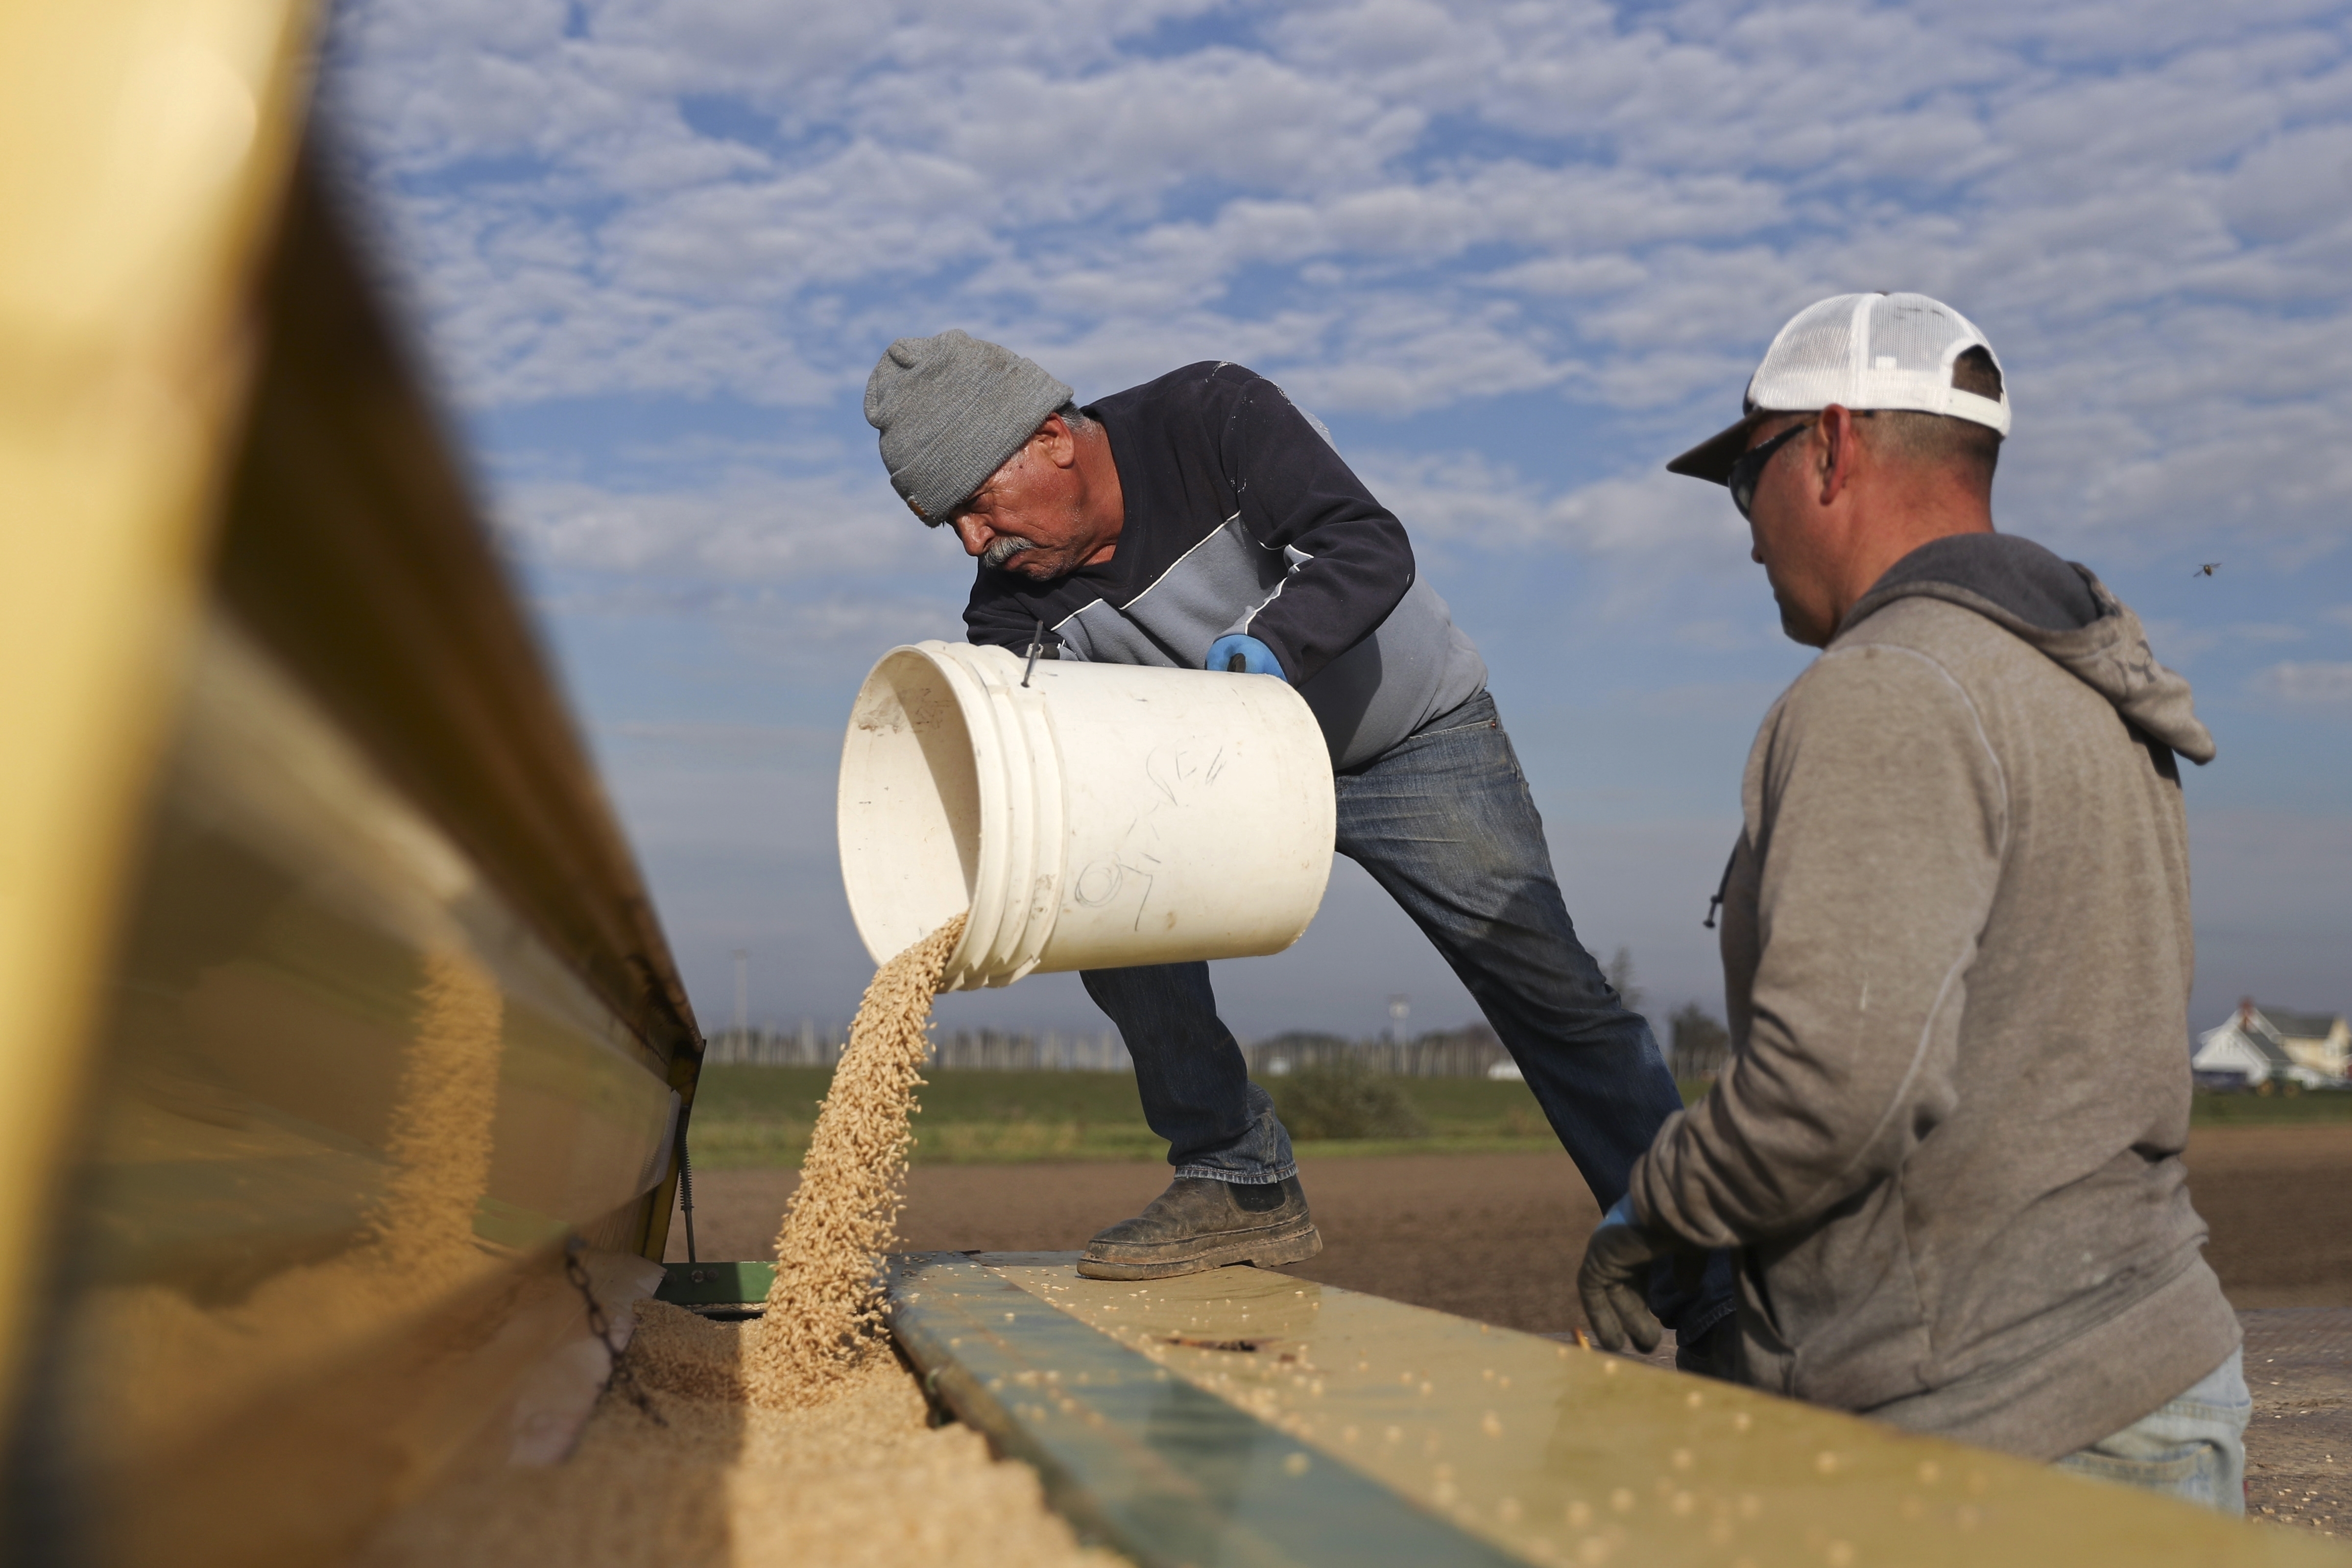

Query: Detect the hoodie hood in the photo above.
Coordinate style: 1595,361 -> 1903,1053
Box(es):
1842,532 -> 2215,764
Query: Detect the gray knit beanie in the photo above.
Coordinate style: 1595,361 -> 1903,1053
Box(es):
864,330 -> 1074,524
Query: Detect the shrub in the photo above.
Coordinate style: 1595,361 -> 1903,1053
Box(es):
1669,1002 -> 1729,1081
1272,1059 -> 1428,1140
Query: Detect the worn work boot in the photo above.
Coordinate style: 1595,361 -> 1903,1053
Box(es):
1078,1175 -> 1323,1280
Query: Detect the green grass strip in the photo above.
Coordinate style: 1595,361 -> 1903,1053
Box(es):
683,1064 -> 2352,1169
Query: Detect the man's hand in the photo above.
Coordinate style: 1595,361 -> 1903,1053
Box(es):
1577,1196 -> 1672,1353
1206,634 -> 1286,681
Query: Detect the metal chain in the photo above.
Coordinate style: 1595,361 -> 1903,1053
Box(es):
676,1118 -> 698,1264
564,1236 -> 667,1426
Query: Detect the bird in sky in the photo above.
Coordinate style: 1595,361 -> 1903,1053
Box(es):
2195,562 -> 2221,577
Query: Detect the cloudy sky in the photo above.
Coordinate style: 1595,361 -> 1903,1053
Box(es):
320,0 -> 2352,1044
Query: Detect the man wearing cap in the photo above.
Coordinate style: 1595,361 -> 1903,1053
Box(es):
865,331 -> 1735,1361
1576,294 -> 2247,1506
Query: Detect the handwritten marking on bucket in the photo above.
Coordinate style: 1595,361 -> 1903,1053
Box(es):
839,642 -> 1336,990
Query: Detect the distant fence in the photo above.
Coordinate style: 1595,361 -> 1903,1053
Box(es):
704,1025 -> 1131,1072
933,1029 -> 1132,1071
704,1024 -> 1519,1079
703,1025 -> 846,1067
1243,1029 -> 1512,1080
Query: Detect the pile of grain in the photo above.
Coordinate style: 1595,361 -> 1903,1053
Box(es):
746,914 -> 964,1406
360,1303 -> 1118,1568
362,917 -> 1121,1567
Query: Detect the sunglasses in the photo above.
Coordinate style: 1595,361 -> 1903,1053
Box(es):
1728,420 -> 1815,519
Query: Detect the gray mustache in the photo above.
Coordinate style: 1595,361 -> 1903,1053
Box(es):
982,535 -> 1035,570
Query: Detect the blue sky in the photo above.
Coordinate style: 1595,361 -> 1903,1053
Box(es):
322,0 -> 2352,1043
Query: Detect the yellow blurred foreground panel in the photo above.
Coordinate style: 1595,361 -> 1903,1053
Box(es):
0,4 -> 705,1562
0,0 -> 313,1441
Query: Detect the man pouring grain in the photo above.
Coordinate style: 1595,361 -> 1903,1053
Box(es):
864,331 -> 1734,1361
1578,293 -> 2247,1507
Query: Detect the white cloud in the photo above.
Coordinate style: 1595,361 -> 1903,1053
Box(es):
320,0 -> 2352,562
2137,618 -> 2221,666
2229,622 -> 2307,644
2249,660 -> 2352,704
502,467 -> 954,578
321,6 -> 2343,586
1347,447 -> 1749,564
545,576 -> 972,697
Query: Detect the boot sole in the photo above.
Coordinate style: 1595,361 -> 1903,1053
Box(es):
1076,1218 -> 1323,1281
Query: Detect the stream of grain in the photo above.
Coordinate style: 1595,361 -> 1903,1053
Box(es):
746,914 -> 964,1406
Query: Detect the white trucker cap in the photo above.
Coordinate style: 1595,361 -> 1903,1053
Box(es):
1667,292 -> 2011,483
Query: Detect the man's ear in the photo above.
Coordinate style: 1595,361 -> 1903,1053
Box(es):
1815,404 -> 1859,507
1036,412 -> 1080,469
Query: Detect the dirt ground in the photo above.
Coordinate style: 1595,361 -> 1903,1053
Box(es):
671,1123 -> 2352,1536
672,1125 -> 2352,1323
2243,1308 -> 2352,1537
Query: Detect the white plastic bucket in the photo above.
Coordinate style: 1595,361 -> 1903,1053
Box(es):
838,641 -> 1336,990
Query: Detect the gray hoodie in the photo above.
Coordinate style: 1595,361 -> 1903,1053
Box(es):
1629,532 -> 2239,1461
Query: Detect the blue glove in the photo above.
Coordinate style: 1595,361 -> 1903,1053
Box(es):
1577,1195 -> 1670,1353
1206,633 -> 1286,681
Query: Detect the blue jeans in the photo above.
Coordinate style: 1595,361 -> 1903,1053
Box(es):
1081,691 -> 1733,1335
2054,1351 -> 2249,1514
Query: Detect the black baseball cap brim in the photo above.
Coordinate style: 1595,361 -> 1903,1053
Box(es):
1665,411 -> 1769,485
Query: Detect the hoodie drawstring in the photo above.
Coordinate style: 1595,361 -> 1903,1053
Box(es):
1703,845 -> 1737,930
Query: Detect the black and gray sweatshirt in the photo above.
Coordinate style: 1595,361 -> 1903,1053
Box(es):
964,362 -> 1488,770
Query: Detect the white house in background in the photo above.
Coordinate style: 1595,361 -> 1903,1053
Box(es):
2192,1000 -> 2351,1091
2268,1008 -> 2352,1081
